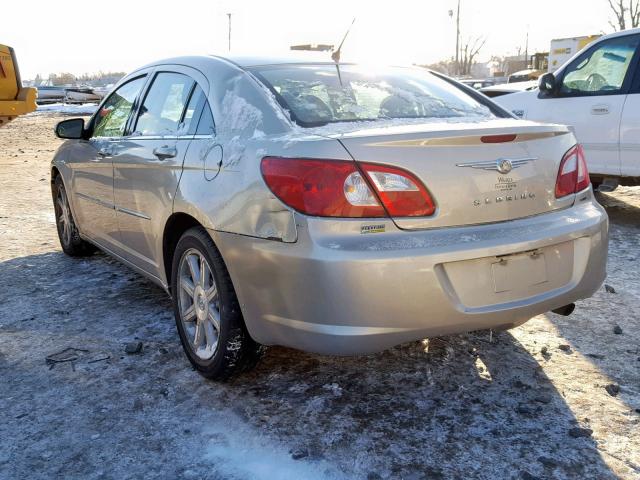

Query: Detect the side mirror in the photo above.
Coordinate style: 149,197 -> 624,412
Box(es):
55,118 -> 85,139
538,73 -> 557,95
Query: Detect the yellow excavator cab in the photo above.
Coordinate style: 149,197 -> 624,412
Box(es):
0,45 -> 37,127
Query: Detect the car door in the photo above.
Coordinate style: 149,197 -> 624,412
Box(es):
620,54 -> 640,177
524,34 -> 640,177
68,75 -> 147,249
112,67 -> 208,277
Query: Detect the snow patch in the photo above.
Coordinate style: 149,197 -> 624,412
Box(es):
219,91 -> 265,168
322,383 -> 343,397
203,415 -> 347,480
33,103 -> 98,115
303,115 -> 490,137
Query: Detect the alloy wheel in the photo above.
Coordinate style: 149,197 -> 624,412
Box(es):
56,188 -> 72,246
177,248 -> 221,360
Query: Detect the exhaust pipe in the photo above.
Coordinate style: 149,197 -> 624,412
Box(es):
552,303 -> 575,316
597,177 -> 619,193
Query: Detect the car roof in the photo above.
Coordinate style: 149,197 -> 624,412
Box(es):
220,52 -> 340,68
597,27 -> 640,41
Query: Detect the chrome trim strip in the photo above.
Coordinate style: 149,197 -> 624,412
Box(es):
127,135 -> 195,140
115,205 -> 151,220
620,143 -> 640,151
456,156 -> 537,171
75,192 -> 115,210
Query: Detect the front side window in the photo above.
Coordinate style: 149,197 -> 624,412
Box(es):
560,35 -> 640,95
93,76 -> 146,138
134,72 -> 194,136
250,65 -> 495,127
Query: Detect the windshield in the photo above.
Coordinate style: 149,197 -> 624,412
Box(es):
250,64 -> 496,127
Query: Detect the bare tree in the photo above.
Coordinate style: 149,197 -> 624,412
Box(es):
422,60 -> 456,75
458,37 -> 487,76
607,0 -> 640,30
631,0 -> 640,26
48,72 -> 76,86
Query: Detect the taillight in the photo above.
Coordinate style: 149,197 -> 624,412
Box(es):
260,157 -> 435,218
359,162 -> 436,217
555,145 -> 590,198
260,157 -> 386,217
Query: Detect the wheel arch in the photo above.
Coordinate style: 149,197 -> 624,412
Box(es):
162,212 -> 207,293
50,165 -> 61,195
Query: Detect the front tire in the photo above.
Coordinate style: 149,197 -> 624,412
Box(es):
171,227 -> 262,380
52,175 -> 95,256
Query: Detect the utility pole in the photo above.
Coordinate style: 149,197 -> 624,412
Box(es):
455,0 -> 461,76
524,27 -> 529,69
227,13 -> 232,52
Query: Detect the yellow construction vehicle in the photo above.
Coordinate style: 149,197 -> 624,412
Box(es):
0,44 -> 37,127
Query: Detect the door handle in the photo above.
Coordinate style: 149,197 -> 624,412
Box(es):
153,145 -> 177,160
591,104 -> 610,115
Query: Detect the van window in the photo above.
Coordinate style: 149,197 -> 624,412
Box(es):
561,35 -> 640,95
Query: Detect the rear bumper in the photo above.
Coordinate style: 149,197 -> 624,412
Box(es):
213,195 -> 608,355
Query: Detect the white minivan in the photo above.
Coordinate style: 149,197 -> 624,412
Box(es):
496,28 -> 640,191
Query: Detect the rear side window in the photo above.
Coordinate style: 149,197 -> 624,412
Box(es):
197,104 -> 215,135
250,64 -> 495,127
134,72 -> 194,136
93,76 -> 146,138
182,85 -> 215,136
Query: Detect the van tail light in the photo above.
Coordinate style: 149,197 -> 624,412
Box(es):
555,144 -> 590,198
260,157 -> 435,218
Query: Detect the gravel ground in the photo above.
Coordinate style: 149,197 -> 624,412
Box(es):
0,114 -> 639,480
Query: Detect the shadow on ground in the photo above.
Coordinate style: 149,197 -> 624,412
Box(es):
544,192 -> 640,421
0,250 -> 620,479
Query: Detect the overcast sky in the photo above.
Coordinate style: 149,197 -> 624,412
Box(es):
4,0 -> 615,79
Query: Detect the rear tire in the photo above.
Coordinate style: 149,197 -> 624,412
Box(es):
171,226 -> 262,380
52,175 -> 96,257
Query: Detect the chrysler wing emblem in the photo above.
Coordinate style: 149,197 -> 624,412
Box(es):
456,157 -> 537,173
497,158 -> 513,174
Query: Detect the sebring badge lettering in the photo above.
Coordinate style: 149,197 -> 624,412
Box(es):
473,192 -> 536,206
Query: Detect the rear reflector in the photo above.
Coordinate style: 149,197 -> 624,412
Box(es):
555,144 -> 590,198
260,157 -> 436,218
480,134 -> 517,143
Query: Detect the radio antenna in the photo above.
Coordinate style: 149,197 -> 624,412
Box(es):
332,17 -> 356,63
332,18 -> 356,86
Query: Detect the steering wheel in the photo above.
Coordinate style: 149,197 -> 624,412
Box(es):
585,73 -> 608,91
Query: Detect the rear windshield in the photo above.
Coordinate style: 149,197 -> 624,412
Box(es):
250,64 -> 496,127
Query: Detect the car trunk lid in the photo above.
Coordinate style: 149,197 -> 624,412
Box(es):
325,119 -> 576,230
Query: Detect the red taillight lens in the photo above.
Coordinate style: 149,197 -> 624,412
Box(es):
260,157 -> 386,217
260,157 -> 436,218
359,163 -> 436,217
555,144 -> 590,198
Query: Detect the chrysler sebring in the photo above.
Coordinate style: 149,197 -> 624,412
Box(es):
51,55 -> 608,379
